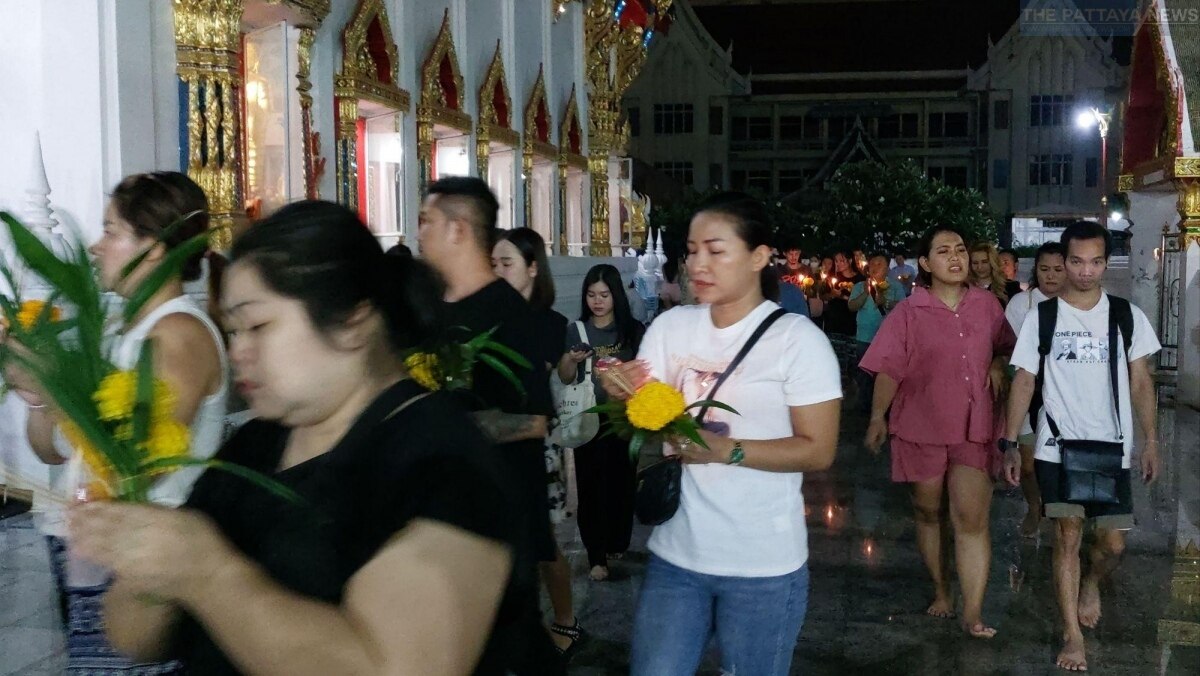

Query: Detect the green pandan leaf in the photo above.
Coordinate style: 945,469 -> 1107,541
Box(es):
476,352 -> 527,399
480,340 -> 532,369
117,210 -> 206,283
123,229 -> 212,324
135,456 -> 304,505
0,212 -> 85,303
629,430 -> 646,462
131,341 -> 156,452
685,400 -> 740,416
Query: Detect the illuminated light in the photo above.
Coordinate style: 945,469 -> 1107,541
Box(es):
1076,110 -> 1098,129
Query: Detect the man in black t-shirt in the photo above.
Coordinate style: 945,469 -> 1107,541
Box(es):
418,177 -> 563,673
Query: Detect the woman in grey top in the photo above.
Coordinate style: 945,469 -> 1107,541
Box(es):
557,264 -> 644,581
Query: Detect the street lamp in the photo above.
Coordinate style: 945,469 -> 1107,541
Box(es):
1076,106 -> 1112,227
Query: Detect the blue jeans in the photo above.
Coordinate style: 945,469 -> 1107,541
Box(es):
630,554 -> 810,676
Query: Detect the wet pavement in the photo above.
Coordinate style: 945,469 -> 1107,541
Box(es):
0,399 -> 1194,675
560,402 -> 1195,675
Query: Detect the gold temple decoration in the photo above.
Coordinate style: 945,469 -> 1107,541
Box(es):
174,0 -> 246,249
560,86 -> 587,170
583,0 -> 669,254
557,86 -> 586,255
477,43 -> 519,179
584,1 -> 619,256
523,66 -> 556,239
552,0 -> 579,21
417,11 -> 472,193
334,0 -> 410,211
257,0 -> 329,25
1178,158 -> 1200,178
1118,174 -> 1135,192
1123,15 -> 1184,184
297,27 -> 322,199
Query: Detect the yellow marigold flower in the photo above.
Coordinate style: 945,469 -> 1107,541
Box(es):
113,422 -> 134,441
59,420 -> 115,494
150,381 -> 177,421
94,371 -> 137,421
405,352 -> 442,391
626,381 -> 687,432
142,418 -> 190,463
12,300 -> 62,331
93,371 -> 177,422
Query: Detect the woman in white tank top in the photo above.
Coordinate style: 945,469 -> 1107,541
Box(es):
10,172 -> 226,674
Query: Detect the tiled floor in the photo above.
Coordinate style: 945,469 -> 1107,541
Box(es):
0,515 -> 64,675
1,401 -> 1194,675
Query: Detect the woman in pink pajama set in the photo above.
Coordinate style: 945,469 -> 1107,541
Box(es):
860,225 -> 1015,639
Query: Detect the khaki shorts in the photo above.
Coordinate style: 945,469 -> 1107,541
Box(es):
1035,460 -> 1135,530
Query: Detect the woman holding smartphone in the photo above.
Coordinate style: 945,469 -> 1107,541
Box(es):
557,264 -> 644,581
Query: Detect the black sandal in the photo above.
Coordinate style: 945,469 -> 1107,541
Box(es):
550,619 -> 586,659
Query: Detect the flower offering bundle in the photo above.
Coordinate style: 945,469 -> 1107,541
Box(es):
402,326 -> 531,395
586,363 -> 738,461
0,212 -> 296,503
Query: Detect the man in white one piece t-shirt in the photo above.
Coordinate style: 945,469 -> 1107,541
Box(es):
1001,221 -> 1161,673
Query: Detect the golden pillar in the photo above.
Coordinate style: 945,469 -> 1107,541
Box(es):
557,159 -> 569,255
1178,159 -> 1200,248
297,27 -> 319,199
174,0 -> 246,250
523,144 -> 535,232
334,98 -> 360,209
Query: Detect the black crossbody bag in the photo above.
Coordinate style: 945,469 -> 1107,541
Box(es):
634,309 -> 788,525
1036,298 -> 1130,505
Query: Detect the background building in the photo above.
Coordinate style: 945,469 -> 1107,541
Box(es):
624,0 -> 1130,243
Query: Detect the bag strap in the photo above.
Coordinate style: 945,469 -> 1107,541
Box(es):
1106,297 -> 1124,441
1036,298 -> 1059,439
695,308 -> 788,422
575,321 -> 593,380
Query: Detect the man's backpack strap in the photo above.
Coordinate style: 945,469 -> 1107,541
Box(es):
1108,295 -> 1133,359
1030,298 -> 1058,425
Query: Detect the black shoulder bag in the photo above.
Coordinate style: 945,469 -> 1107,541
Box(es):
634,308 -> 788,525
1035,297 -> 1133,505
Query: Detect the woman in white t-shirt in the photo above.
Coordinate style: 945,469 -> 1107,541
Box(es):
607,193 -> 842,676
6,172 -> 227,674
1003,242 -> 1065,538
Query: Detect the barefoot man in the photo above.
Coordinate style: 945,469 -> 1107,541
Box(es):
1002,221 -> 1161,671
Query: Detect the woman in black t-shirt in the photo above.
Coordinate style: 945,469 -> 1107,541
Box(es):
493,228 -> 584,658
71,201 -> 557,675
821,249 -> 865,384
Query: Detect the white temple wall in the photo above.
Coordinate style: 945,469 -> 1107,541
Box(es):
0,0 -> 176,245
1127,190 -> 1181,331
1180,241 -> 1200,407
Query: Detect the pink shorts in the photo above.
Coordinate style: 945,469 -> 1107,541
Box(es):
888,437 -> 998,483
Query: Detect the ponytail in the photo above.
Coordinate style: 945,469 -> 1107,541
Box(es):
370,253 -> 446,353
231,200 -> 445,354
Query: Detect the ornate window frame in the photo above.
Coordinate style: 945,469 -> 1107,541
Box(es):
334,0 -> 411,211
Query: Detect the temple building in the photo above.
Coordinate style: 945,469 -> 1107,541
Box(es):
1114,0 -> 1199,660
0,0 -> 674,513
0,0 -> 674,258
625,0 -> 1130,244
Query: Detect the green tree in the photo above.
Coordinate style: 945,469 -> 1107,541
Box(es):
809,160 -> 999,253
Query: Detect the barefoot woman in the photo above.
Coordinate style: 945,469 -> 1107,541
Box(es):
861,225 -> 1015,639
